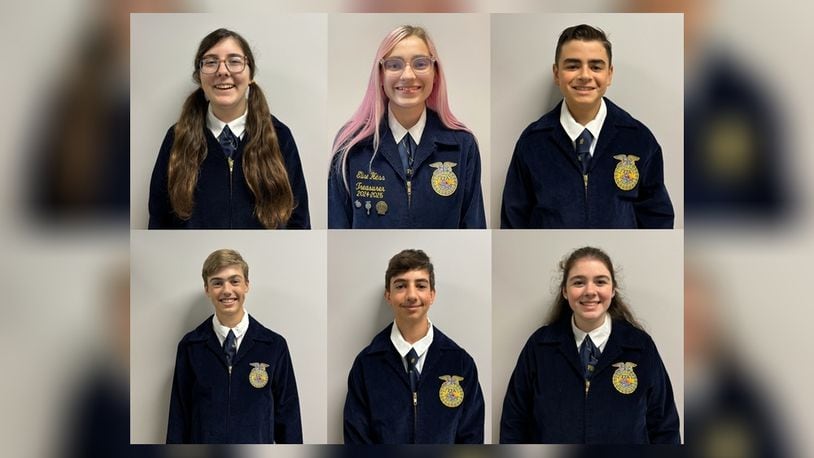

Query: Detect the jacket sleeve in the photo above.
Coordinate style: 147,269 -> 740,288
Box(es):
459,135 -> 487,229
343,356 -> 373,444
634,140 -> 675,228
328,153 -> 353,229
271,338 -> 303,443
275,119 -> 311,229
455,354 -> 485,444
166,340 -> 191,443
499,338 -> 536,443
500,135 -> 535,229
148,127 -> 176,229
646,339 -> 681,444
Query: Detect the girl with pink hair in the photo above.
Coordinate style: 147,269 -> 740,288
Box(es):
328,25 -> 485,229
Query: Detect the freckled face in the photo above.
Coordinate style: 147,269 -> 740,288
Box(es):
563,258 -> 615,331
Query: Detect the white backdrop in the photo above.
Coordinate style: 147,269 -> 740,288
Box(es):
130,13 -> 329,229
328,14 -> 493,227
326,230 -> 493,443
492,230 -> 684,442
490,13 -> 684,228
130,230 -> 327,443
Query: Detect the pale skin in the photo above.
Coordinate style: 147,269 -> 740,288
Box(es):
204,265 -> 249,328
563,258 -> 615,332
385,268 -> 436,343
382,35 -> 436,129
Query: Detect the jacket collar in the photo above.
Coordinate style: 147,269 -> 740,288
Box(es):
538,314 -> 645,378
188,314 -> 276,366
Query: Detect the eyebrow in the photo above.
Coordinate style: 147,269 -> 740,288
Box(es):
568,275 -> 611,281
562,58 -> 607,66
208,275 -> 244,283
392,278 -> 430,284
202,53 -> 244,59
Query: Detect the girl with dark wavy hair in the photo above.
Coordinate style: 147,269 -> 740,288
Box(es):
149,28 -> 310,229
500,246 -> 680,444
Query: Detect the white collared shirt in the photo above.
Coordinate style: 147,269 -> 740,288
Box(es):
207,103 -> 248,140
388,107 -> 427,146
212,309 -> 250,352
571,312 -> 612,353
390,318 -> 434,373
559,98 -> 608,156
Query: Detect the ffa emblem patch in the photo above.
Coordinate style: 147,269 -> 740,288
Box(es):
430,162 -> 458,196
438,375 -> 464,408
612,154 -> 640,191
612,362 -> 638,394
249,362 -> 269,389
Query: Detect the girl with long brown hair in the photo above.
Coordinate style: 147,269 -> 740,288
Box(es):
149,28 -> 310,229
500,246 -> 680,444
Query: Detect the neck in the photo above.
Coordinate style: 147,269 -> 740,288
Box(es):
389,102 -> 423,129
212,101 -> 247,124
396,318 -> 429,344
216,308 -> 245,329
566,101 -> 600,126
575,313 -> 606,333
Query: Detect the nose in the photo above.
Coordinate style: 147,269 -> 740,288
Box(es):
216,60 -> 231,76
577,64 -> 590,79
401,62 -> 417,78
405,284 -> 418,301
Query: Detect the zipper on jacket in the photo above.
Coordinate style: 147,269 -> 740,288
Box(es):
583,173 -> 589,225
227,364 -> 233,438
412,390 -> 418,444
228,157 -> 234,228
584,379 -> 590,398
407,180 -> 413,209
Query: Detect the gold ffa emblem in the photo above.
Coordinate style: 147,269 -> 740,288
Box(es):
438,375 -> 464,408
612,154 -> 640,191
612,362 -> 638,394
430,162 -> 458,196
249,362 -> 269,388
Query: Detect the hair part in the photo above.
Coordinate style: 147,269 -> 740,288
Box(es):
330,25 -> 471,192
555,24 -> 612,65
545,246 -> 643,329
167,28 -> 294,228
202,248 -> 250,285
385,249 -> 435,291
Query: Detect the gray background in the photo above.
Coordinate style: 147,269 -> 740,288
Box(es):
326,230 -> 493,443
130,230 -> 327,443
492,230 -> 684,442
491,13 -> 684,228
328,14 -> 493,227
130,13 -> 329,229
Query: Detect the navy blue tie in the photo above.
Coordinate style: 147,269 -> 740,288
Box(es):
406,347 -> 420,393
223,329 -> 237,368
218,125 -> 239,159
576,129 -> 593,175
579,335 -> 600,380
398,133 -> 416,178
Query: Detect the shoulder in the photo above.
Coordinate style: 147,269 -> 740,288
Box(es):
604,98 -> 658,141
520,102 -> 561,138
425,110 -> 477,150
432,326 -> 478,365
354,324 -> 393,359
611,319 -> 657,350
177,316 -> 214,347
270,115 -> 293,137
248,315 -> 289,346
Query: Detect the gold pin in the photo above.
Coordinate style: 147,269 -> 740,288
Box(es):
249,362 -> 270,389
613,154 -> 641,191
611,362 -> 638,394
430,162 -> 458,196
438,375 -> 465,408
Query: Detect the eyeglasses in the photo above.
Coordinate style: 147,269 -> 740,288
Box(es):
199,55 -> 248,74
380,56 -> 436,74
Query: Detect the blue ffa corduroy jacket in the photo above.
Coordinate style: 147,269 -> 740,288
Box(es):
166,315 -> 303,444
149,116 -> 310,229
500,98 -> 674,229
328,110 -> 486,229
344,324 -> 485,444
500,316 -> 680,444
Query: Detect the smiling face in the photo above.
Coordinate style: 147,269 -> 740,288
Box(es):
553,39 -> 613,122
204,264 -> 249,326
382,35 -> 435,124
563,257 -> 615,331
385,268 -> 436,329
199,37 -> 251,122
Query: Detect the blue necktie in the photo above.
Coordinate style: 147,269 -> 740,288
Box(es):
398,133 -> 416,178
576,129 -> 593,175
579,335 -> 600,380
218,125 -> 239,159
406,347 -> 420,393
223,329 -> 237,368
